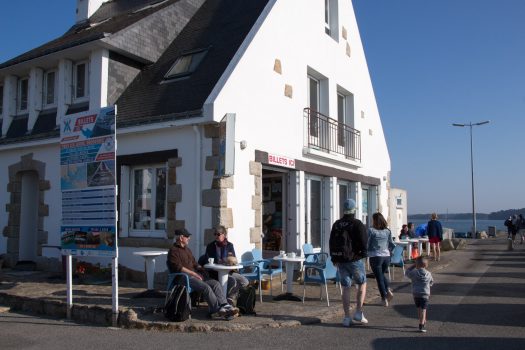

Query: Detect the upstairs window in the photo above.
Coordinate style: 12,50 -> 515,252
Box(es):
17,77 -> 29,114
324,0 -> 339,41
164,48 -> 208,81
324,0 -> 331,35
73,61 -> 89,101
43,70 -> 58,107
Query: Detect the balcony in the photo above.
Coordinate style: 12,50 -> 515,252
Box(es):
303,108 -> 361,162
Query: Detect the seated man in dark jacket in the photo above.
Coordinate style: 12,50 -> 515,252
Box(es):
167,229 -> 238,319
199,225 -> 248,303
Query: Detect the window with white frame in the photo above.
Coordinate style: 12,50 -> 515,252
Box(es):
130,164 -> 167,237
73,61 -> 89,101
17,77 -> 29,113
324,0 -> 331,35
43,70 -> 58,107
337,90 -> 354,146
324,0 -> 339,40
396,197 -> 403,207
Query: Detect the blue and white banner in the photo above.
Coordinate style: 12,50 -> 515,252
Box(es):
60,106 -> 117,257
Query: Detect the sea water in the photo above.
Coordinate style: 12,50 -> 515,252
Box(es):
409,219 -> 505,234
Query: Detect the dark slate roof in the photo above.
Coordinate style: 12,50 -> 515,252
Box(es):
116,0 -> 269,127
0,0 -> 180,69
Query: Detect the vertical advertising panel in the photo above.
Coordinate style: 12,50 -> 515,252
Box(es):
60,106 -> 117,257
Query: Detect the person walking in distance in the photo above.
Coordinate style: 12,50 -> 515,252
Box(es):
329,199 -> 369,327
426,213 -> 443,261
405,256 -> 434,333
367,212 -> 396,307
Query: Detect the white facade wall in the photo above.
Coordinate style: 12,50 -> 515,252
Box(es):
389,188 -> 408,240
208,0 -> 390,251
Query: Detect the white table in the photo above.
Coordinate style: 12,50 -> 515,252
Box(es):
418,237 -> 430,256
396,240 -> 410,259
204,263 -> 243,297
272,255 -> 305,301
398,239 -> 420,260
133,251 -> 167,290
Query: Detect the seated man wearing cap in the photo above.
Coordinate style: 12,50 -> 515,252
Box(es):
167,228 -> 239,319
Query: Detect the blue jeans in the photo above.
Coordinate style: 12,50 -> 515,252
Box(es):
338,259 -> 366,287
188,277 -> 227,313
369,256 -> 391,299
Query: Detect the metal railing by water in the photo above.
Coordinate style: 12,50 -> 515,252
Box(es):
304,108 -> 361,161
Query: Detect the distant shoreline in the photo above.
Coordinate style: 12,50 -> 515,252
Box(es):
408,208 -> 525,221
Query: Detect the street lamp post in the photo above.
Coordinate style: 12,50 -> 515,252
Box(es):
452,121 -> 490,237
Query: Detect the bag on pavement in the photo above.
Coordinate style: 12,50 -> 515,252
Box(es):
164,284 -> 191,322
236,285 -> 256,315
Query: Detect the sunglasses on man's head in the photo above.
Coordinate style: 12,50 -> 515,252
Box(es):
215,232 -> 224,236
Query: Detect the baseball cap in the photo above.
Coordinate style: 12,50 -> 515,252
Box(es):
343,199 -> 357,214
175,228 -> 192,237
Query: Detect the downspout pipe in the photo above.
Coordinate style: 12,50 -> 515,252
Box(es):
193,125 -> 203,255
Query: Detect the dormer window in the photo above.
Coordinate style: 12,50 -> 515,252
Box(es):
164,48 -> 208,81
73,61 -> 89,101
43,70 -> 58,107
17,77 -> 29,114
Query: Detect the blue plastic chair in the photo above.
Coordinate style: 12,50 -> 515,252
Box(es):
389,245 -> 405,281
239,250 -> 263,302
302,243 -> 328,268
302,257 -> 341,306
251,248 -> 284,295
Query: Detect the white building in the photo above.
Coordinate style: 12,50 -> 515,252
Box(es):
0,0 -> 390,279
388,188 -> 408,240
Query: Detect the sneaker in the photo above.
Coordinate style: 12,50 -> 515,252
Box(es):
419,324 -> 427,333
342,317 -> 352,327
353,311 -> 368,324
386,289 -> 394,301
382,298 -> 389,307
223,304 -> 239,316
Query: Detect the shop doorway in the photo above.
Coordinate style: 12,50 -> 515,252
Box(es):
262,169 -> 287,254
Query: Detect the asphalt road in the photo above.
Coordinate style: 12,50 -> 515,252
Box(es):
1,238 -> 524,350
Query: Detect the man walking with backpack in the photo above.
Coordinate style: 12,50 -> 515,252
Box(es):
329,199 -> 369,327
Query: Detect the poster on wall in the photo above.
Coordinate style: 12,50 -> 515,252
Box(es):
60,106 -> 117,257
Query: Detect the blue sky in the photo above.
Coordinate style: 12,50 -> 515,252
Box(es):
1,1 -> 524,214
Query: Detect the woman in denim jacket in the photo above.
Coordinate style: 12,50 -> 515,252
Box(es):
367,212 -> 396,306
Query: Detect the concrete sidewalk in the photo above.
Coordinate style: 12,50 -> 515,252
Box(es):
0,249 -> 453,332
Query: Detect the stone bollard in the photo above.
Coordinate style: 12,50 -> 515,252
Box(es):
507,238 -> 513,251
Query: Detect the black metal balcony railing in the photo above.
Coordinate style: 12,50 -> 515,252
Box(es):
304,108 -> 361,161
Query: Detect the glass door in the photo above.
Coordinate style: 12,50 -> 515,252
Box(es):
305,176 -> 323,249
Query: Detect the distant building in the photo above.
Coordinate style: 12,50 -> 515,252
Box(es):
388,188 -> 407,240
0,0 -> 391,276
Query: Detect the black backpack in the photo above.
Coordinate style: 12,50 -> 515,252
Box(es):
329,219 -> 355,263
504,219 -> 512,227
236,285 -> 256,315
164,284 -> 191,322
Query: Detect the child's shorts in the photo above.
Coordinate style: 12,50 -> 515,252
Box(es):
414,297 -> 429,309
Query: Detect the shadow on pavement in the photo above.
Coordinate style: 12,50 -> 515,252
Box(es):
393,303 -> 525,328
372,337 -> 525,350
